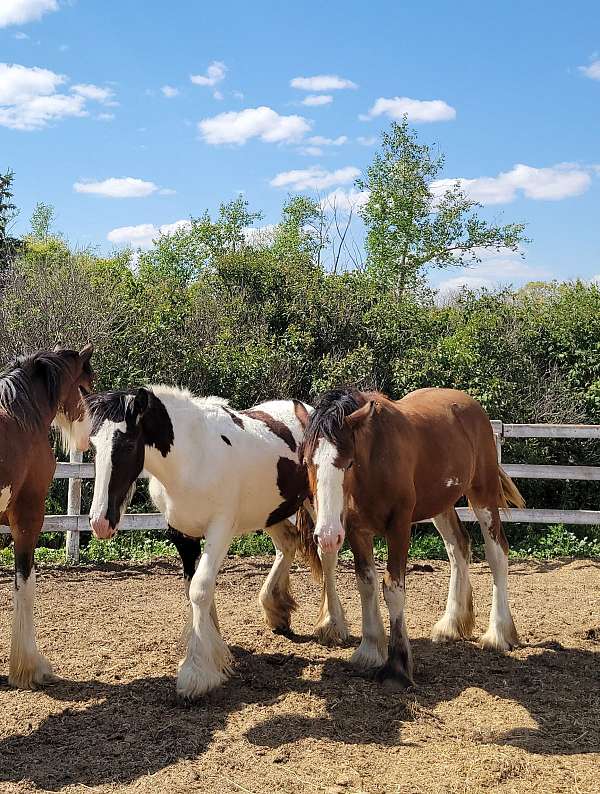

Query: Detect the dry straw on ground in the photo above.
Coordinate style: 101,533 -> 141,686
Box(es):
1,557 -> 598,793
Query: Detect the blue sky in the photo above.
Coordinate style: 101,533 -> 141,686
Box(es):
1,0 -> 599,292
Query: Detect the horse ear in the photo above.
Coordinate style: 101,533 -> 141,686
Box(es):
345,400 -> 380,431
78,343 -> 93,364
293,400 -> 310,429
132,387 -> 150,419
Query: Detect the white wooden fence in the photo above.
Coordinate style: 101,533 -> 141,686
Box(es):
1,422 -> 599,563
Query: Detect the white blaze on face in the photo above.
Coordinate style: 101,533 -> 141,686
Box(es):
89,419 -> 126,538
313,438 -> 346,552
53,404 -> 93,453
0,485 -> 12,513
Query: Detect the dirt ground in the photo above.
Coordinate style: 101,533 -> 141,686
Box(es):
0,557 -> 599,794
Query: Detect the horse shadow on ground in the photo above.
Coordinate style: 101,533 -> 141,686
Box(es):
0,632 -> 599,790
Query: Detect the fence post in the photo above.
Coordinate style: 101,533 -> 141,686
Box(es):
495,423 -> 503,465
66,450 -> 82,564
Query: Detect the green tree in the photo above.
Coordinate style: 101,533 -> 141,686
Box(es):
357,119 -> 528,297
0,170 -> 22,269
29,202 -> 56,241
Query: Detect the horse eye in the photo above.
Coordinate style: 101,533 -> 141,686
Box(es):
346,461 -> 353,470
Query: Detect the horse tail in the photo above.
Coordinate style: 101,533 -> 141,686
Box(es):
296,501 -> 322,582
498,466 -> 525,509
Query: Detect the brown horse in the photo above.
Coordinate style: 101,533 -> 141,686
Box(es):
301,387 -> 525,687
0,346 -> 94,688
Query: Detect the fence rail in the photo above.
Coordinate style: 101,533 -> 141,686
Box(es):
1,421 -> 599,563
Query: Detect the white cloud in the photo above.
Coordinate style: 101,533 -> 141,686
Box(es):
308,135 -> 348,146
298,146 -> 324,157
161,85 -> 179,98
291,74 -> 357,91
302,94 -> 333,106
198,106 -> 310,145
361,96 -> 456,123
357,135 -> 377,146
71,83 -> 117,105
431,163 -> 592,205
243,224 -> 277,246
0,63 -> 118,130
190,61 -> 227,87
270,165 -> 360,191
435,248 -> 553,297
14,31 -> 29,39
74,177 -> 165,199
107,219 -> 192,248
320,187 -> 370,213
579,59 -> 600,80
0,0 -> 58,28
108,219 -> 275,250
96,112 -> 115,122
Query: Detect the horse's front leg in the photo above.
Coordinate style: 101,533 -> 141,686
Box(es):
314,548 -> 349,645
167,525 -> 219,629
349,530 -> 387,668
375,519 -> 414,687
9,506 -> 56,689
176,520 -> 233,699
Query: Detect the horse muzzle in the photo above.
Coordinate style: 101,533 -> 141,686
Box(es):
89,516 -> 117,539
314,526 -> 345,553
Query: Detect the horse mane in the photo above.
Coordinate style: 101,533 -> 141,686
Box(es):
86,390 -> 134,433
0,350 -> 82,432
302,387 -> 367,460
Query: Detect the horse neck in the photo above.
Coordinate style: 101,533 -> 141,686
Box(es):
141,389 -> 206,486
30,378 -> 60,433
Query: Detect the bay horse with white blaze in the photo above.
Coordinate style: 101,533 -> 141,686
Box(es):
0,346 -> 94,688
301,387 -> 525,687
86,386 -> 345,699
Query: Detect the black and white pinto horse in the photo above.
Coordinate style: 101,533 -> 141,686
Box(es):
85,385 -> 347,698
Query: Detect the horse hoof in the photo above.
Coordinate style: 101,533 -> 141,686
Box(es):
373,663 -> 414,689
273,625 -> 295,639
314,616 -> 349,646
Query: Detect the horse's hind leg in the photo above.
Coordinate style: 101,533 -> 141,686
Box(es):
259,520 -> 298,635
472,504 -> 519,651
9,517 -> 55,689
431,509 -> 475,643
314,548 -> 349,645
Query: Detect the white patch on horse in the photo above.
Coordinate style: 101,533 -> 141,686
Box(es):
0,485 -> 12,513
445,476 -> 460,487
313,438 -> 345,552
89,419 -> 126,534
473,506 -> 517,650
9,570 -> 54,687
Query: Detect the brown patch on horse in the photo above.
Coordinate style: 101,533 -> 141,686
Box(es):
222,406 -> 244,429
243,409 -> 296,453
266,457 -> 308,527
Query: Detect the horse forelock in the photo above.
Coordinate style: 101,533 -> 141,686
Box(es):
0,349 -> 81,432
86,391 -> 134,435
302,388 -> 366,462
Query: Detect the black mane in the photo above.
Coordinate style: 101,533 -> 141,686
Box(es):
302,388 -> 366,459
0,350 -> 82,432
86,391 -> 134,433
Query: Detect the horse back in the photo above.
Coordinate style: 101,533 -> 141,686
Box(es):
357,388 -> 497,524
